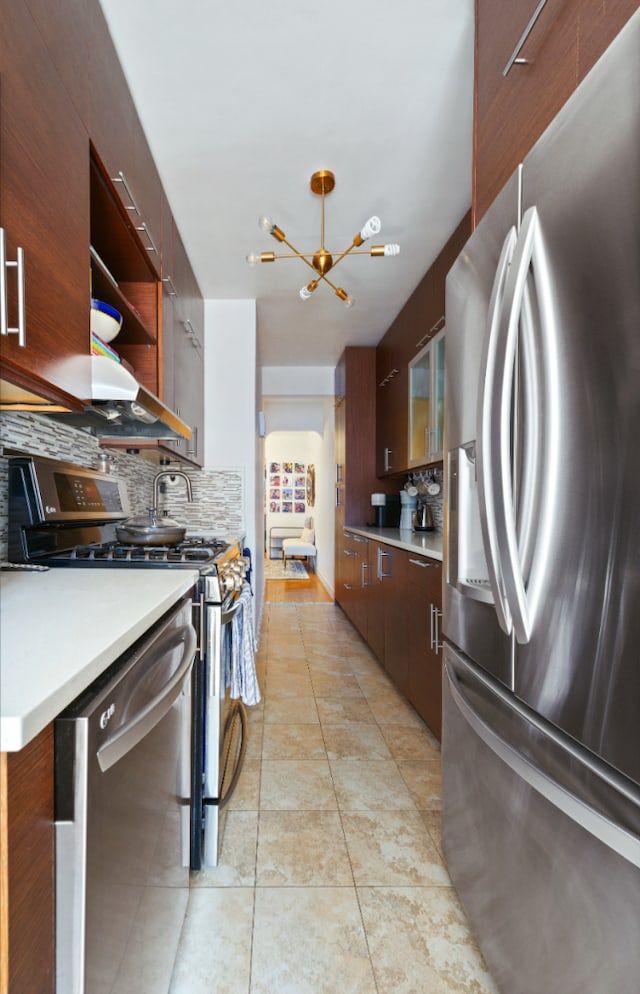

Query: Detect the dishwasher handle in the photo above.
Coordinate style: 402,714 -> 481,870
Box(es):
96,623 -> 196,772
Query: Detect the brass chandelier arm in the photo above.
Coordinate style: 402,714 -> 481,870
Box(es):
265,247 -> 391,261
279,235 -> 320,276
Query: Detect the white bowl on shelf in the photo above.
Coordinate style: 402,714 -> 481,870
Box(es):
90,298 -> 123,343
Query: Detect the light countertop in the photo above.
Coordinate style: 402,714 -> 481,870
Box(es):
0,568 -> 198,752
344,526 -> 444,561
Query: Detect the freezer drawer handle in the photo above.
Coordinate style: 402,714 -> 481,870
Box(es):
96,623 -> 196,773
445,659 -> 640,869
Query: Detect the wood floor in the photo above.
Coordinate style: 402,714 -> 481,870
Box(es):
264,565 -> 333,604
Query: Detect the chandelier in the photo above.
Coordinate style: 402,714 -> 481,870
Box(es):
246,170 -> 400,308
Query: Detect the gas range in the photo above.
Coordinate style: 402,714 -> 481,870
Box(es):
7,454 -> 248,602
41,535 -> 231,569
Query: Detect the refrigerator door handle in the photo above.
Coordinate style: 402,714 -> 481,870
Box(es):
445,658 -> 640,869
488,207 -> 545,644
477,224 -> 518,636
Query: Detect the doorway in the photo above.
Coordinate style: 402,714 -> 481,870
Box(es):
264,428 -> 332,603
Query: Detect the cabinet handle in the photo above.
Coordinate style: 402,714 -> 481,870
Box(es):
343,549 -> 356,556
353,535 -> 367,544
183,319 -> 203,353
162,275 -> 178,297
409,559 -> 431,568
136,221 -> 159,256
335,488 -> 343,508
0,230 -> 26,347
379,548 -> 391,579
112,170 -> 141,215
344,583 -> 353,590
430,604 -> 443,654
361,561 -> 369,587
384,447 -> 392,472
503,0 -> 549,76
335,463 -> 343,484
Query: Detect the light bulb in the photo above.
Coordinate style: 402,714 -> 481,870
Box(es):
300,280 -> 318,300
246,253 -> 260,266
360,216 -> 382,240
258,215 -> 274,233
370,243 -> 400,257
335,287 -> 355,308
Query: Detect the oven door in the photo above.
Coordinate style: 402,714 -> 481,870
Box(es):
192,588 -> 248,869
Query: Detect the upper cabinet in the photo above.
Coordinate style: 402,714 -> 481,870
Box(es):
161,202 -> 205,465
474,0 -> 638,221
2,0 -> 205,461
408,326 -> 445,468
376,213 -> 471,477
0,0 -> 89,406
88,2 -> 162,277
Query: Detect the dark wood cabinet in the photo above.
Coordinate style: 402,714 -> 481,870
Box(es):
340,531 -> 369,640
334,348 -> 383,615
25,0 -> 90,128
474,0 -> 637,222
376,360 -> 407,476
0,0 -> 89,407
407,554 -> 443,739
366,540 -> 386,664
0,726 -> 55,994
381,545 -> 410,698
88,1 -> 161,277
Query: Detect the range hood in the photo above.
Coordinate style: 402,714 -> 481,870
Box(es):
50,356 -> 192,440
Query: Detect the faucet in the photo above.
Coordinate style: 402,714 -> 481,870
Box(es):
153,470 -> 193,508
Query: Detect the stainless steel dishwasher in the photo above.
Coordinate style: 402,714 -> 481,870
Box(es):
55,597 -> 197,994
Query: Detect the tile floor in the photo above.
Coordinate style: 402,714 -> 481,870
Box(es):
169,602 -> 499,994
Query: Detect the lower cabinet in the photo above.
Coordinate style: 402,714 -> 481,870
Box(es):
366,541 -> 386,663
341,532 -> 443,740
0,726 -> 55,994
407,555 -> 443,739
338,531 -> 369,641
380,545 -> 410,699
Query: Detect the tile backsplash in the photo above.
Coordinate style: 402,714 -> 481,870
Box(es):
410,466 -> 444,532
0,413 -> 244,559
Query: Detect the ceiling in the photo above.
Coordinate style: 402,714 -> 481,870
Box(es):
98,0 -> 475,368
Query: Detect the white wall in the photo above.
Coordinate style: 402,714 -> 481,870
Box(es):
204,299 -> 264,622
262,366 -> 334,396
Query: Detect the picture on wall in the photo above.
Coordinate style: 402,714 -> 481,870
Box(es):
265,460 -> 316,512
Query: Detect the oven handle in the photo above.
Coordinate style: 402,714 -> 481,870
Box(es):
96,623 -> 197,772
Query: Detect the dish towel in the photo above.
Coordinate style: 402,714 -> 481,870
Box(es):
230,583 -> 261,706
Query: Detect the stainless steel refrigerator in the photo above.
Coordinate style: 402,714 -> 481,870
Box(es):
442,11 -> 640,993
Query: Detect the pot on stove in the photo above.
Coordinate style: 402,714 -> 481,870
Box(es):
115,507 -> 187,546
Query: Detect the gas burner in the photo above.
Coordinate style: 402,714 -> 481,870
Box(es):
67,541 -> 228,565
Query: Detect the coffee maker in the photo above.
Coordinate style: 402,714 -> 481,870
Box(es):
369,493 -> 401,528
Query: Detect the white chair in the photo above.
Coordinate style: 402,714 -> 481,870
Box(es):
281,518 -> 317,572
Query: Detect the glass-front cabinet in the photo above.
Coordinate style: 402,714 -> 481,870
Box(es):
408,327 -> 445,467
